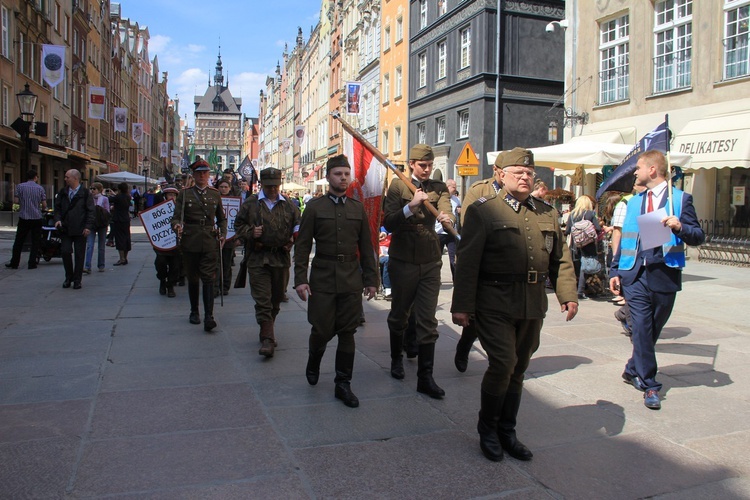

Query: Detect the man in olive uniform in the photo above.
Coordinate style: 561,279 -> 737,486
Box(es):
294,155 -> 378,408
234,167 -> 300,357
173,159 -> 227,332
454,156 -> 505,372
383,144 -> 455,399
452,147 -> 578,462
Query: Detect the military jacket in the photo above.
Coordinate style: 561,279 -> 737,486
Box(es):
383,177 -> 455,264
452,189 -> 577,319
234,194 -> 301,268
294,195 -> 378,294
172,186 -> 227,253
461,177 -> 501,225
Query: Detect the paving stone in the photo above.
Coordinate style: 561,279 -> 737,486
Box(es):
0,399 -> 90,444
0,437 -> 78,498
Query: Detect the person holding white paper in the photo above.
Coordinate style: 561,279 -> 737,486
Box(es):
609,150 -> 704,410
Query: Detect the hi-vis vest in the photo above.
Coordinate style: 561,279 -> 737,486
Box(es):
619,189 -> 685,270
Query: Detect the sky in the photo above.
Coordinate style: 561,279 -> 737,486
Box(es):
120,0 -> 321,128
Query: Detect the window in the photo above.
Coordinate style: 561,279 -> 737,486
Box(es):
418,52 -> 427,88
439,0 -> 447,16
384,26 -> 391,51
394,126 -> 402,152
19,33 -> 25,74
395,66 -> 403,97
383,129 -> 389,154
396,17 -> 403,42
654,0 -> 692,93
383,73 -> 390,103
420,0 -> 428,29
63,14 -> 69,42
460,27 -> 471,68
599,14 -> 630,104
1,6 -> 9,58
2,85 -> 8,126
459,110 -> 469,138
54,2 -> 60,32
724,0 -> 750,79
437,40 -> 447,79
417,122 -> 426,144
436,116 -> 446,143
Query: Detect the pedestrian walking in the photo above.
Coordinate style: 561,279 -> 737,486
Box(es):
54,169 -> 95,289
293,155 -> 378,408
609,150 -> 704,410
451,147 -> 578,462
234,167 -> 300,356
172,160 -> 227,332
6,169 -> 46,270
383,143 -> 455,399
111,182 -> 132,265
84,182 -> 110,273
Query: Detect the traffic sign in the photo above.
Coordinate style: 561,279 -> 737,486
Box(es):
456,142 -> 480,166
457,166 -> 479,176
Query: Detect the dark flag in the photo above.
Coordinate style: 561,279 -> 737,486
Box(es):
180,149 -> 190,174
596,121 -> 670,199
238,155 -> 256,185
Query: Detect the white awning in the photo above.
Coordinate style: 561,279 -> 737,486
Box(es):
569,127 -> 637,144
673,111 -> 750,169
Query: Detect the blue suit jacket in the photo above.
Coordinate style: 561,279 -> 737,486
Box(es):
611,190 -> 704,293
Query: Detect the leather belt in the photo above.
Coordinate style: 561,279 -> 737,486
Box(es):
482,271 -> 548,284
316,253 -> 358,263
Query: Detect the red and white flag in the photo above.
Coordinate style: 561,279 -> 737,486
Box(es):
343,130 -> 387,255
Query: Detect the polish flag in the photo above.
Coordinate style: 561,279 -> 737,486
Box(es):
343,130 -> 387,255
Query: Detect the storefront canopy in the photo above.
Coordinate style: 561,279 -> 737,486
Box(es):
97,172 -> 159,186
672,110 -> 750,170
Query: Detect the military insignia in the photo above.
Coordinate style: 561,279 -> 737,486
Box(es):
523,156 -> 530,165
545,234 -> 554,254
478,196 -> 487,204
503,194 -> 521,212
526,197 -> 536,211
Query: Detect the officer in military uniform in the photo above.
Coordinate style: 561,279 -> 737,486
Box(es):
234,167 -> 300,358
454,155 -> 506,372
172,159 -> 227,332
383,144 -> 455,399
451,148 -> 578,462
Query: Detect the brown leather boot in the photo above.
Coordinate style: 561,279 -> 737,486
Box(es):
258,321 -> 276,357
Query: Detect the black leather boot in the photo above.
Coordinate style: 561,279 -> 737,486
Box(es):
498,391 -> 533,461
416,343 -> 445,399
477,390 -> 505,462
454,324 -> 477,373
306,346 -> 326,385
188,281 -> 200,324
202,283 -> 217,332
403,313 -> 419,358
389,331 -> 405,380
159,279 -> 167,295
334,351 -> 359,408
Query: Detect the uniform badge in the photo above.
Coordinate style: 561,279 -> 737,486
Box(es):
545,234 -> 554,254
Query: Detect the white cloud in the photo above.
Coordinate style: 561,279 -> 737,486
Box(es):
149,34 -> 171,54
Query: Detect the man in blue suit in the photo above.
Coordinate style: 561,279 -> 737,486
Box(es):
609,150 -> 704,410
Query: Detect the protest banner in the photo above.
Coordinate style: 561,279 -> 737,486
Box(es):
221,196 -> 242,240
139,200 -> 178,251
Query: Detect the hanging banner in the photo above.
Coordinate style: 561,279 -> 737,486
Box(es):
281,139 -> 291,155
220,197 -> 242,240
41,45 -> 65,88
346,82 -> 362,115
114,107 -> 127,133
171,150 -> 180,165
139,200 -> 178,251
132,123 -> 144,144
160,142 -> 169,158
88,86 -> 106,120
294,125 -> 305,146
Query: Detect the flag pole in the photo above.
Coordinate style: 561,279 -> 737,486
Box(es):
331,111 -> 458,238
665,114 -> 673,216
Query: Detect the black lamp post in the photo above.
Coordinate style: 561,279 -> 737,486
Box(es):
142,161 -> 149,208
15,83 -> 38,173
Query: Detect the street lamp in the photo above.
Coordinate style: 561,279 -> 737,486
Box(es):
142,160 -> 149,210
15,83 -> 38,173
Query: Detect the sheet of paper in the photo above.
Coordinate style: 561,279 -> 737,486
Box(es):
636,207 -> 672,250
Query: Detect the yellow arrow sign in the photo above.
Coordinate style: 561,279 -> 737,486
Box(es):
456,142 -> 480,166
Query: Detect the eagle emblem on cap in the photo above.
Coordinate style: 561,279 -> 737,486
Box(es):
523,156 -> 530,165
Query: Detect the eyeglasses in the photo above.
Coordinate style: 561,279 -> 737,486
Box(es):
90,187 -> 97,191
503,168 -> 536,179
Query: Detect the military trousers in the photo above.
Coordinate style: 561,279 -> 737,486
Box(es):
387,257 -> 441,345
182,250 -> 218,284
475,308 -> 542,396
308,291 -> 361,354
248,264 -> 288,324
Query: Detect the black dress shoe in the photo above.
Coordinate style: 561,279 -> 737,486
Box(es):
622,372 -> 646,392
334,383 -> 360,408
62,280 -> 72,288
5,263 -> 18,269
189,311 -> 201,324
73,282 -> 82,289
500,435 -> 533,461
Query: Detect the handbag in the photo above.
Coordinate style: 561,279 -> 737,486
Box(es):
580,255 -> 602,274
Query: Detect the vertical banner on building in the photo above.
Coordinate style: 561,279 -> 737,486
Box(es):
171,150 -> 180,166
114,107 -> 128,132
88,86 -> 106,120
132,123 -> 144,144
346,82 -> 362,115
281,139 -> 291,155
41,45 -> 65,88
294,125 -> 305,146
160,142 -> 169,158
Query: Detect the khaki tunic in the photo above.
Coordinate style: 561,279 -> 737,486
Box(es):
461,177 -> 501,225
234,194 -> 301,269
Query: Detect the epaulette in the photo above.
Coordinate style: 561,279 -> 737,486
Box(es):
474,194 -> 497,206
532,195 -> 554,208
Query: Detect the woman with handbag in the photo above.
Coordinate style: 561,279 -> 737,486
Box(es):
565,195 -> 601,300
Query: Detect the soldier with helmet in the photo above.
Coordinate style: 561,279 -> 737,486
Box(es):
172,160 -> 227,332
451,147 -> 578,462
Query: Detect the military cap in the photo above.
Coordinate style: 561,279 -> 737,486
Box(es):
162,185 -> 179,194
326,154 -> 351,173
190,159 -> 211,172
494,147 -> 535,169
260,167 -> 282,186
409,144 -> 434,161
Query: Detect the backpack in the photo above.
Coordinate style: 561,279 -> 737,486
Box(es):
571,218 -> 597,247
94,204 -> 110,229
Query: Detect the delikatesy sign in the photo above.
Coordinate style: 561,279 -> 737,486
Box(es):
140,200 -> 178,251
